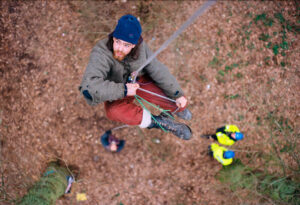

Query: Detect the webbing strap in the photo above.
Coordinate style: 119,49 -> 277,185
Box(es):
135,95 -> 168,132
133,0 -> 217,82
135,95 -> 174,119
138,88 -> 176,103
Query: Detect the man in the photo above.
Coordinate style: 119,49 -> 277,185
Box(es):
202,125 -> 244,146
101,130 -> 125,153
209,143 -> 235,166
79,14 -> 192,141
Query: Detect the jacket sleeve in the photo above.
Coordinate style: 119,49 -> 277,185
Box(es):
143,43 -> 184,99
79,43 -> 125,106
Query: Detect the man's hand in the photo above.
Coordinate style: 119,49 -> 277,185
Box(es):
175,96 -> 187,108
126,83 -> 140,96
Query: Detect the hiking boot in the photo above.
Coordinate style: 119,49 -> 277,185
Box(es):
148,113 -> 192,140
175,108 -> 192,121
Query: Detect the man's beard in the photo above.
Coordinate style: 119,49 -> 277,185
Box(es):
113,50 -> 126,61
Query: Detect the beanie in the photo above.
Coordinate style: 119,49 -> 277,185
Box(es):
113,14 -> 142,45
235,132 -> 244,140
223,150 -> 235,159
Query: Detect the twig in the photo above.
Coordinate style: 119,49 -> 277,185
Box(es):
229,148 -> 260,153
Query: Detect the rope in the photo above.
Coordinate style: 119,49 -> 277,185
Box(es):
108,95 -> 176,132
135,95 -> 175,120
133,0 -> 217,82
137,88 -> 176,103
135,95 -> 169,132
111,124 -> 129,131
137,87 -> 181,114
172,107 -> 180,114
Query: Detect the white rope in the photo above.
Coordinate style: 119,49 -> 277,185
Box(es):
138,88 -> 176,103
111,124 -> 129,131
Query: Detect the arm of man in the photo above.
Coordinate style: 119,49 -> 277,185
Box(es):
79,41 -> 125,105
142,43 -> 185,102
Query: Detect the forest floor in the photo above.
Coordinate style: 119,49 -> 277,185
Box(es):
0,1 -> 299,204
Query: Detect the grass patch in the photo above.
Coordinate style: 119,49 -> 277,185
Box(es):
247,42 -> 255,50
216,75 -> 225,84
252,11 -> 296,61
224,94 -> 240,99
259,33 -> 271,42
218,70 -> 225,76
264,56 -> 271,66
218,160 -> 300,205
254,13 -> 274,27
225,63 -> 239,72
199,75 -> 207,82
209,56 -> 223,68
235,72 -> 243,79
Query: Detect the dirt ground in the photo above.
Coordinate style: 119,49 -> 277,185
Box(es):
0,1 -> 299,204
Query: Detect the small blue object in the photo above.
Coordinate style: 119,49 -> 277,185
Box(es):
235,132 -> 244,140
223,150 -> 235,159
44,170 -> 55,176
83,90 -> 92,101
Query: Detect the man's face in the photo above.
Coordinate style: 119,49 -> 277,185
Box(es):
113,37 -> 135,61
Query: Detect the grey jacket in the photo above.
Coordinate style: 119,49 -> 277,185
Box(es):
79,38 -> 184,106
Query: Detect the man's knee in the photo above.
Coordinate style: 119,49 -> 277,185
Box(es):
104,101 -> 143,125
105,103 -> 119,121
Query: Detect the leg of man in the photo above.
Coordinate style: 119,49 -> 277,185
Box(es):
104,96 -> 143,125
104,75 -> 191,140
136,75 -> 192,140
136,76 -> 186,113
105,75 -> 183,126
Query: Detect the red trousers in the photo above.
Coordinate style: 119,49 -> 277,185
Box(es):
104,76 -> 185,125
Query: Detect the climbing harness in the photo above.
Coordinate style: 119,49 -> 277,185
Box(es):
102,94 -> 174,134
135,95 -> 173,132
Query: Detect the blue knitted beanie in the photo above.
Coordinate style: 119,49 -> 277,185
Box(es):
113,14 -> 142,45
